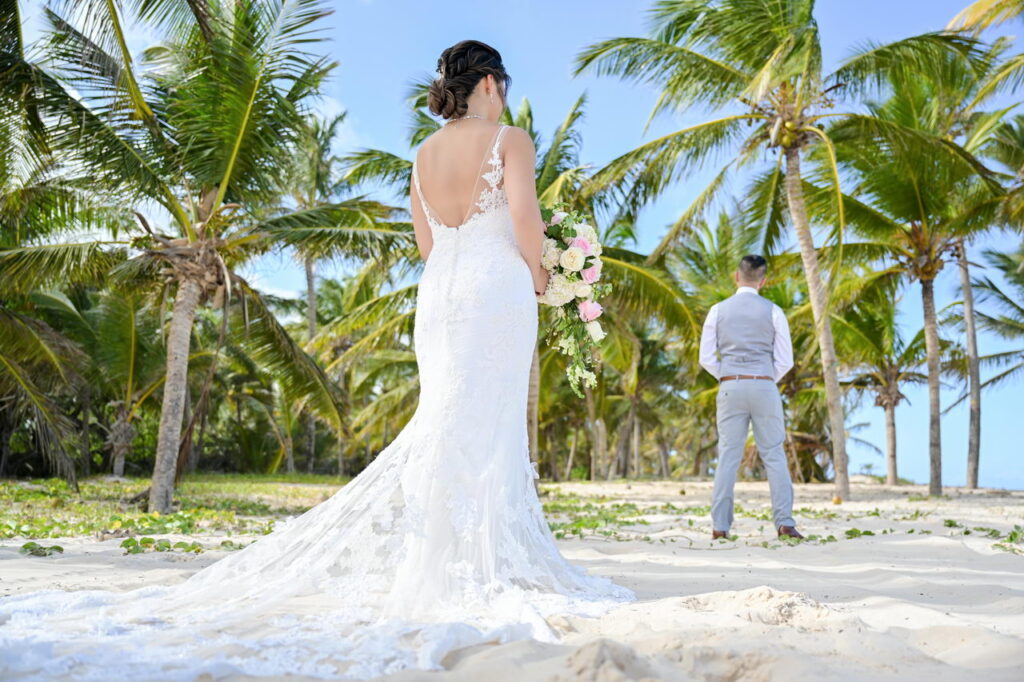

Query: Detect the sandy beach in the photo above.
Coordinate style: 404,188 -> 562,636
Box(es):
2,477 -> 1022,681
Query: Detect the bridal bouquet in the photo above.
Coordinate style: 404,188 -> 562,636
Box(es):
537,205 -> 610,396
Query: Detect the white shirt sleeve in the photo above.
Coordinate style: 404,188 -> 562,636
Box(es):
772,305 -> 794,382
699,304 -> 720,380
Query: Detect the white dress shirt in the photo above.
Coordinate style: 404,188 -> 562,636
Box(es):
698,286 -> 794,382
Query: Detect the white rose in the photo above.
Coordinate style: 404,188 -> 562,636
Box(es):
574,282 -> 592,299
559,246 -> 586,272
575,223 -> 598,243
591,241 -> 602,256
541,238 -> 561,271
585,320 -> 606,342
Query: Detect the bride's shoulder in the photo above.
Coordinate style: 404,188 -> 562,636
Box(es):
500,125 -> 535,155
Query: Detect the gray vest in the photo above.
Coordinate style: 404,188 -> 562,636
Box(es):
716,292 -> 776,377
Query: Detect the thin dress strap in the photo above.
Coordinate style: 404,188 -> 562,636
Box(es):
411,160 -> 433,225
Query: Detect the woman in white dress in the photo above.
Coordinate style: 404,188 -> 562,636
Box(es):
0,40 -> 633,681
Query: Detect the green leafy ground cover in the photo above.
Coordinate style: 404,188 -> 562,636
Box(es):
1,477 -> 1021,556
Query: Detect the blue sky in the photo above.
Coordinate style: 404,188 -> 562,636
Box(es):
21,1 -> 1024,488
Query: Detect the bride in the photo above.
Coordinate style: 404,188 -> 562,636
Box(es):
0,40 -> 633,681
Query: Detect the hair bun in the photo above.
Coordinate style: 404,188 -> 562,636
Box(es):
426,40 -> 511,120
427,79 -> 459,119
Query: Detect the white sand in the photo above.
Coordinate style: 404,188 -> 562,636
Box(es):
2,478 -> 1022,680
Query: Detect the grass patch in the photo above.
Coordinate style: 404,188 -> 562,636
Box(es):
0,475 -> 347,540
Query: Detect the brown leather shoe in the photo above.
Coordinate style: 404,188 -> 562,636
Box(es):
778,525 -> 804,540
712,530 -> 729,540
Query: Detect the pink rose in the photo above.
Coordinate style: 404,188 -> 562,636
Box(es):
550,211 -> 567,225
568,236 -> 592,256
581,263 -> 601,284
578,300 -> 603,322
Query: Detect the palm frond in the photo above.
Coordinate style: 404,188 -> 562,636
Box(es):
231,277 -> 345,434
0,240 -> 128,295
341,149 -> 413,196
602,247 -> 699,340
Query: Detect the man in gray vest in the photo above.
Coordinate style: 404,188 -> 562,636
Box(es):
699,255 -> 803,540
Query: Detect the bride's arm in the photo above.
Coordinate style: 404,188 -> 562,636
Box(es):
503,127 -> 550,295
410,170 -> 433,262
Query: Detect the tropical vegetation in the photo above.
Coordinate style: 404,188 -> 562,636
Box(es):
1,0 -> 1021,509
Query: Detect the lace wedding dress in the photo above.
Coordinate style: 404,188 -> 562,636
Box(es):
0,124 -> 634,681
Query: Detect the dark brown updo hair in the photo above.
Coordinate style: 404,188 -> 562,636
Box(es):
428,40 -> 511,120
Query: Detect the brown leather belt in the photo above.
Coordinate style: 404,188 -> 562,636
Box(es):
720,375 -> 773,382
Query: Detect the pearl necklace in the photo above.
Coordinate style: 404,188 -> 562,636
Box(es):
445,114 -> 485,128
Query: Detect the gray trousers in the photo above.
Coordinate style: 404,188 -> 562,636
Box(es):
711,379 -> 795,532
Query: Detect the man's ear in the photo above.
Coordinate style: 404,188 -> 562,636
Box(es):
734,272 -> 740,286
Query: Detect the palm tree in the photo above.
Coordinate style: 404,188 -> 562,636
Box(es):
873,37 -> 1024,489
814,87 -> 1003,495
29,288 -> 167,476
342,92 -> 696,478
0,0 -> 118,483
575,0 -> 986,499
280,112 -> 352,473
0,0 -> 405,511
838,299 -> 928,485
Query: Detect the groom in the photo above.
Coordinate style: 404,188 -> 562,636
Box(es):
699,255 -> 803,540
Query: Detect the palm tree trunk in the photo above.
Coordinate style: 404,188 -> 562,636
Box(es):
284,438 -> 296,473
109,404 -> 133,477
631,406 -> 641,478
190,407 -> 206,473
784,148 -> 850,499
282,427 -> 294,475
884,401 -> 898,485
595,418 -> 607,478
610,416 -> 630,480
149,278 -> 202,513
79,386 -> 91,477
563,426 -> 578,480
658,436 -> 671,478
303,257 -> 317,473
957,241 -> 981,489
0,412 -> 13,476
527,346 -> 540,470
920,278 -> 943,496
584,386 -> 606,480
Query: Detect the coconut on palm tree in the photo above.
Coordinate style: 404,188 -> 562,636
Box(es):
0,0 -> 405,511
811,91 -> 1003,495
341,92 -> 696,478
575,0 -> 988,498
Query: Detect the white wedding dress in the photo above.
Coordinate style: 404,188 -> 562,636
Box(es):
0,124 -> 634,681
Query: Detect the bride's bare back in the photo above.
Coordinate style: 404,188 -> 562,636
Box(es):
414,121 -> 505,228
410,118 -> 550,293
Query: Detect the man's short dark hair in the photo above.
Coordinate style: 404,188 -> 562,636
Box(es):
738,255 -> 767,281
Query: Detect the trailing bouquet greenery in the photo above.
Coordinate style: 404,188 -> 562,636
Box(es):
537,205 -> 610,396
